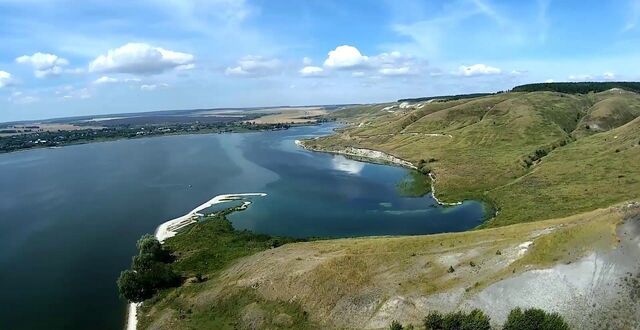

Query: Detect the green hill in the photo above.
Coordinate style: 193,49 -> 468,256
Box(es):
309,89 -> 640,226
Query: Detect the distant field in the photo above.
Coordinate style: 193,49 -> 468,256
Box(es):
246,107 -> 328,124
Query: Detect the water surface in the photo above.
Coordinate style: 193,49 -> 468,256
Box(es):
0,124 -> 484,329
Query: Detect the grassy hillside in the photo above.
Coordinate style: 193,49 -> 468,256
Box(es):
139,202 -> 640,329
308,90 -> 640,226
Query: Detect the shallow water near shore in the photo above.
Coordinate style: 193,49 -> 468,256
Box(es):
0,124 -> 484,330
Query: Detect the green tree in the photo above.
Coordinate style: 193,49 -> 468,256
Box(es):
424,311 -> 444,330
424,309 -> 490,330
117,234 -> 181,302
503,307 -> 569,330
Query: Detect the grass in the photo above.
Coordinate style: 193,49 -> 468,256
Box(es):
141,203 -> 629,329
309,90 -> 640,227
137,214 -> 305,329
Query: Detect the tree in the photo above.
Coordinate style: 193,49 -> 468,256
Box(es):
117,270 -> 146,303
117,234 -> 181,302
136,234 -> 169,262
424,311 -> 444,330
503,307 -> 569,330
423,309 -> 490,330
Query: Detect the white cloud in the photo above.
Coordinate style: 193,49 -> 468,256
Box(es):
379,67 -> 412,76
457,64 -> 502,76
0,71 -> 13,88
93,76 -> 119,84
323,45 -> 369,69
299,66 -> 325,77
8,91 -> 38,104
602,72 -> 616,81
352,71 -> 366,77
225,56 -> 281,77
303,57 -> 313,65
544,79 -> 555,83
568,74 -> 593,82
89,43 -> 194,75
140,83 -> 169,91
372,51 -> 420,76
57,86 -> 91,100
15,52 -> 69,78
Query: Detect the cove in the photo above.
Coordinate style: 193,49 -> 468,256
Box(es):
0,124 -> 484,330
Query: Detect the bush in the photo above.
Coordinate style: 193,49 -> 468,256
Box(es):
424,309 -> 490,330
389,320 -> 403,330
424,311 -> 444,329
503,307 -> 569,330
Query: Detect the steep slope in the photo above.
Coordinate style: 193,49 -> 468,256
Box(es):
573,89 -> 640,138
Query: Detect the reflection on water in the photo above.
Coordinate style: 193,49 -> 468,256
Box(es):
331,154 -> 365,175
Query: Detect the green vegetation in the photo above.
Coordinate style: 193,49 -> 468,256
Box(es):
512,81 -> 640,93
308,89 -> 640,227
0,121 -> 293,153
391,308 -> 567,330
503,308 -> 569,330
396,170 -> 432,197
117,235 -> 180,302
135,213 -> 303,328
423,309 -> 491,330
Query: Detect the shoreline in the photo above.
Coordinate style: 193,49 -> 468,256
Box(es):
296,140 -> 464,206
295,140 -> 416,169
125,192 -> 267,330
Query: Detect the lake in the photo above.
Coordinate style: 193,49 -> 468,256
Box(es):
0,124 -> 484,329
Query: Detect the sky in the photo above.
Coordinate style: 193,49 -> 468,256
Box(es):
1,0 -> 640,122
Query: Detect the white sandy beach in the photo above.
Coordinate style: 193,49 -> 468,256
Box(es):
126,192 -> 267,330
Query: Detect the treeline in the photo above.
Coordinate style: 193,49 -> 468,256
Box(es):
512,81 -> 640,94
390,308 -> 569,330
398,93 -> 496,103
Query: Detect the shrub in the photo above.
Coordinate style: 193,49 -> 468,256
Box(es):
503,307 -> 569,330
424,311 -> 444,330
389,320 -> 403,330
424,309 -> 490,330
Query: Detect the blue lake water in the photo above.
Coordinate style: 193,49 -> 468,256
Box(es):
0,124 -> 484,329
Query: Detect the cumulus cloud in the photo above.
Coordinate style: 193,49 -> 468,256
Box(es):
457,64 -> 502,76
225,56 -> 281,77
323,45 -> 369,69
568,74 -> 594,82
602,72 -> 616,81
56,85 -> 91,100
89,43 -> 194,75
372,51 -> 419,76
321,46 -> 422,76
8,91 -> 38,104
299,66 -> 325,77
140,83 -> 168,91
15,52 -> 69,78
0,71 -> 13,88
93,76 -> 119,84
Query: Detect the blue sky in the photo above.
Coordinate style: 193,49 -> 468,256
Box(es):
1,0 -> 640,122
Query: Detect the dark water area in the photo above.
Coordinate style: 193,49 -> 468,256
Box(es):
0,124 -> 484,329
